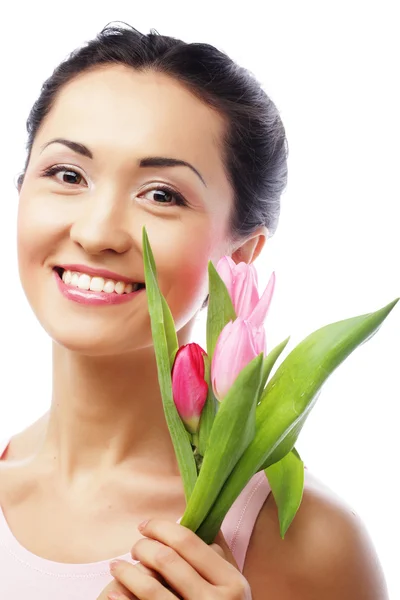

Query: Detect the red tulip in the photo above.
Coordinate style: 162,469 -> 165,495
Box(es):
171,343 -> 209,434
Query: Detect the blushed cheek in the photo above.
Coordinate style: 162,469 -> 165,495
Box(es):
159,238 -> 217,330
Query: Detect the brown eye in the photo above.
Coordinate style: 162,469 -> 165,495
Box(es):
42,165 -> 86,186
141,185 -> 187,207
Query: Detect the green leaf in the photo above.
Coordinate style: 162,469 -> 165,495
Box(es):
197,353 -> 218,457
160,294 -> 179,371
143,227 -> 178,372
259,336 -> 291,394
265,448 -> 304,539
291,447 -> 301,461
258,392 -> 321,470
179,352 -> 264,532
206,260 -> 237,360
142,226 -> 198,501
195,297 -> 399,543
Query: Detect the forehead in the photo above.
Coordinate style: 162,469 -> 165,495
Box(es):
33,64 -> 227,179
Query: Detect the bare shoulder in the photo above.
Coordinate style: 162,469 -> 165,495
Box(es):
243,469 -> 389,600
0,413 -> 48,466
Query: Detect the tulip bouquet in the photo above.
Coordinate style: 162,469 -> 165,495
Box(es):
142,226 -> 398,544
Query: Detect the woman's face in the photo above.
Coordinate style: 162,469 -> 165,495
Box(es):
17,64 -> 236,355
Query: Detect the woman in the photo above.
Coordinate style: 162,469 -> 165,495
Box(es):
0,22 -> 388,599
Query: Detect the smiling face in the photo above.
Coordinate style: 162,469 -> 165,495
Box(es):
16,64 -> 237,355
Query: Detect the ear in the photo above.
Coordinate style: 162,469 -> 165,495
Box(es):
14,172 -> 24,193
230,225 -> 268,266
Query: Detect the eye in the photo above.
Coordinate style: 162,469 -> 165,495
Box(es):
41,165 -> 87,186
40,166 -> 188,208
140,185 -> 188,207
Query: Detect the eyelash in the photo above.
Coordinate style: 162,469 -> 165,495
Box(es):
40,165 -> 188,207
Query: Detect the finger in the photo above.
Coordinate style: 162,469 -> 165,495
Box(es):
104,561 -> 163,599
107,592 -> 134,600
133,561 -> 164,583
137,518 -> 241,585
110,559 -> 176,600
209,542 -> 225,559
97,578 -> 136,600
132,537 -> 209,599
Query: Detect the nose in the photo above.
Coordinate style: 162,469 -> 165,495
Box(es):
69,188 -> 133,256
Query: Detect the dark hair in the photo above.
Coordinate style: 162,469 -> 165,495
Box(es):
17,21 -> 288,310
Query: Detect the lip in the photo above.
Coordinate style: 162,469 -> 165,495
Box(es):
55,263 -> 142,285
53,269 -> 145,306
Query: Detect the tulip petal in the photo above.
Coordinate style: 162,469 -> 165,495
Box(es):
252,325 -> 267,356
232,264 -> 260,320
172,344 -> 208,434
248,271 -> 276,329
215,256 -> 235,295
212,319 -> 260,401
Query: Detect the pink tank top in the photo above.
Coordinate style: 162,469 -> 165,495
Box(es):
0,436 -> 271,599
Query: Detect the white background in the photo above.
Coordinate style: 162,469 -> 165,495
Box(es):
0,1 -> 399,596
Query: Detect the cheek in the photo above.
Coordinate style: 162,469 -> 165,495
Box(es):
17,199 -> 38,273
16,195 -> 61,303
152,228 -> 216,329
17,190 -> 64,266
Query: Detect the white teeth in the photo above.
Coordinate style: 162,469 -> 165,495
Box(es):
89,276 -> 105,292
103,280 -> 115,294
77,274 -> 91,290
60,270 -> 142,294
115,281 -> 125,295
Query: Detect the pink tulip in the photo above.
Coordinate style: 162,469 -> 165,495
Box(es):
171,343 -> 209,434
211,258 -> 276,401
216,256 -> 275,328
211,317 -> 266,401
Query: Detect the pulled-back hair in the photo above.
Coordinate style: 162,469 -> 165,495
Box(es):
17,21 -> 288,309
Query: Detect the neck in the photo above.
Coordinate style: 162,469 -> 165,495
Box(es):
36,319 -> 197,486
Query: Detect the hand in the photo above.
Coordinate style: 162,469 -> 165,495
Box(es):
97,561 -> 166,600
105,518 -> 252,599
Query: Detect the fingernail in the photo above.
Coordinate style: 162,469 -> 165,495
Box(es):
138,519 -> 150,531
109,559 -> 123,572
107,592 -> 121,600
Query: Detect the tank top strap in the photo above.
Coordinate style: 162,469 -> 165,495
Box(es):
221,470 -> 271,573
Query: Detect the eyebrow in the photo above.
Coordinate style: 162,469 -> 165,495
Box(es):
39,138 -> 207,187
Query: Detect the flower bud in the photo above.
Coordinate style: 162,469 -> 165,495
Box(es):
216,256 -> 275,328
172,343 -> 209,434
211,317 -> 266,401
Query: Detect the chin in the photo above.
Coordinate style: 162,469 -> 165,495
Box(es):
38,314 -> 148,357
47,324 -> 121,355
20,274 -> 153,356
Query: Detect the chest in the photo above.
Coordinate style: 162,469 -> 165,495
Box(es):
0,464 -> 186,563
